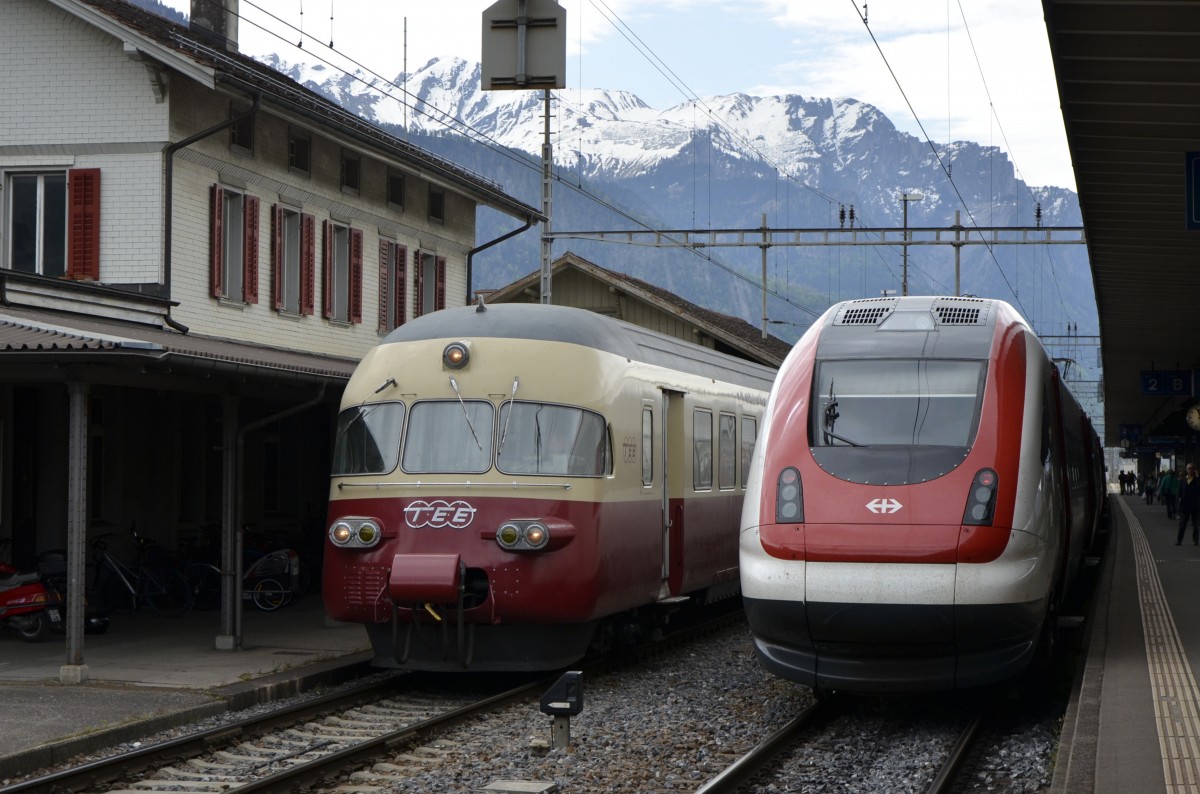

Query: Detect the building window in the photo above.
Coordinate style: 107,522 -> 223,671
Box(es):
209,184 -> 259,303
413,250 -> 446,317
230,109 -> 254,153
387,171 -> 405,208
288,130 -> 311,174
428,186 -> 444,223
8,172 -> 66,277
322,220 -> 362,323
8,169 -> 100,280
378,239 -> 407,333
341,150 -> 360,193
693,408 -> 712,490
272,205 -> 315,315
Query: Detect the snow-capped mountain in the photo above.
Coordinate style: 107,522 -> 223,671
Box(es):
263,54 -> 1094,342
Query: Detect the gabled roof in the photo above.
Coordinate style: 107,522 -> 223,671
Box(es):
55,0 -> 542,224
485,252 -> 794,367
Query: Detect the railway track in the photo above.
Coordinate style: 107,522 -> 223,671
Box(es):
1,673 -> 541,794
694,694 -> 986,794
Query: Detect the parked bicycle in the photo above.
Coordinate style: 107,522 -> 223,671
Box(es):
87,531 -> 193,617
185,547 -> 301,612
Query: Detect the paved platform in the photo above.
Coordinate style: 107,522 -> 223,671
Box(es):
0,597 -> 373,779
1055,492 -> 1200,793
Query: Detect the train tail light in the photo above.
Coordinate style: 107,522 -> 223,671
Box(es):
775,467 -> 804,523
496,520 -> 550,552
329,518 -> 383,548
962,468 -> 998,526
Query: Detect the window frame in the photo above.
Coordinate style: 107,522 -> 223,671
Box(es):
321,219 -> 362,324
718,412 -> 737,490
209,183 -> 259,304
693,408 -> 713,491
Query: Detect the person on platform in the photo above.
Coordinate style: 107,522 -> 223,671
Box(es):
1176,463 -> 1200,545
1161,468 -> 1180,520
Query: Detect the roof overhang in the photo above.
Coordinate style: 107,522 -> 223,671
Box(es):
1044,0 -> 1200,446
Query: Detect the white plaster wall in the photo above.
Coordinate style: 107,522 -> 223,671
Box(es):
0,0 -> 169,145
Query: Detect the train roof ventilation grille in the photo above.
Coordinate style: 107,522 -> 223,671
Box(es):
932,298 -> 990,326
835,300 -> 896,326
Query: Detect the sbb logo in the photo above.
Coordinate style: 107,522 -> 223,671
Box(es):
404,500 -> 477,529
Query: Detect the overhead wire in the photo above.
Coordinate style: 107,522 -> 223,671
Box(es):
198,0 -> 829,320
847,0 -> 1032,319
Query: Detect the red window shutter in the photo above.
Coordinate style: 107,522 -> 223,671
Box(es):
300,213 -> 315,315
66,168 -> 100,281
349,227 -> 363,324
377,240 -> 391,332
435,256 -> 447,310
210,184 -> 225,298
414,249 -> 424,317
395,246 -> 408,328
271,205 -> 283,310
243,195 -> 260,304
322,220 -> 333,319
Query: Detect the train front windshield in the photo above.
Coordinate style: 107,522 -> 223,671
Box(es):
810,359 -> 986,484
331,399 -> 609,477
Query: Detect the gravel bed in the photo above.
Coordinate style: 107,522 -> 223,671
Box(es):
340,625 -> 1061,793
6,623 -> 1063,792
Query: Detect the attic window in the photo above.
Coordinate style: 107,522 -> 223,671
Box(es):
388,171 -> 405,209
428,186 -> 445,224
230,109 -> 254,153
341,150 -> 360,194
288,130 -> 311,174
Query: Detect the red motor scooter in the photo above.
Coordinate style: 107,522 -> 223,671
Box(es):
0,560 -> 63,642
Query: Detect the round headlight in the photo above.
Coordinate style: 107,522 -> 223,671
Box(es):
524,523 -> 548,548
443,341 -> 470,369
330,522 -> 353,544
357,522 -> 379,544
497,523 -> 521,548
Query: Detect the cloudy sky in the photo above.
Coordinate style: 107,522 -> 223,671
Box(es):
165,0 -> 1074,190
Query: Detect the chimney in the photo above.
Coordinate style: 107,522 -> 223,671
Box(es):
190,0 -> 239,52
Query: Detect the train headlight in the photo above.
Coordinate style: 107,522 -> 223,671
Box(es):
443,341 -> 471,369
329,517 -> 384,548
775,467 -> 804,523
331,522 -> 353,544
497,522 -> 522,548
962,468 -> 998,526
495,519 -> 551,552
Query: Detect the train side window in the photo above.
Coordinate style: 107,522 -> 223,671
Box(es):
740,416 -> 757,488
642,408 -> 653,486
693,409 -> 713,490
332,402 -> 405,475
718,413 -> 736,490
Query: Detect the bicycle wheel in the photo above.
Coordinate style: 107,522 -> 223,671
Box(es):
185,563 -> 222,611
143,566 -> 193,616
250,578 -> 287,611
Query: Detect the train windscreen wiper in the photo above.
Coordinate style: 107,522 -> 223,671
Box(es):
448,375 -> 483,451
822,382 -> 862,447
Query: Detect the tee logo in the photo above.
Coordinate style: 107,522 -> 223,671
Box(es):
404,500 -> 477,529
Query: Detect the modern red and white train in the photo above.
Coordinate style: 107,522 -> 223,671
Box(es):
740,295 -> 1105,693
323,302 -> 774,671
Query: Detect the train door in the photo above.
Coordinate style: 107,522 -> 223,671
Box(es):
659,388 -> 687,598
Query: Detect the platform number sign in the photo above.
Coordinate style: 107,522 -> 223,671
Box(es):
1141,370 -> 1191,396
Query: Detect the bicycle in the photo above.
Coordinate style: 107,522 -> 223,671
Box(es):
184,547 -> 301,612
87,531 -> 193,617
